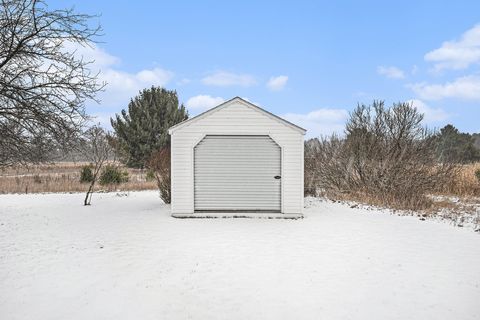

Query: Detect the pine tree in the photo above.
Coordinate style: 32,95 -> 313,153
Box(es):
434,124 -> 480,163
111,87 -> 188,167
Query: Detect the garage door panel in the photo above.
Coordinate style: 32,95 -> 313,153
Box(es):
194,135 -> 281,212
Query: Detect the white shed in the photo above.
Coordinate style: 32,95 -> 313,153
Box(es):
168,97 -> 306,218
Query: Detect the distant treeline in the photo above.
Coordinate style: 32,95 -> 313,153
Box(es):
432,125 -> 480,164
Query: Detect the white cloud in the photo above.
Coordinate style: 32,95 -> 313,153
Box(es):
282,108 -> 349,138
407,99 -> 450,123
410,75 -> 480,101
186,95 -> 225,111
201,71 -> 256,87
66,42 -> 174,108
266,75 -> 288,91
98,68 -> 173,107
377,66 -> 405,79
425,24 -> 480,71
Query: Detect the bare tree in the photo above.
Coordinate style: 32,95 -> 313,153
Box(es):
146,147 -> 171,203
82,125 -> 112,206
0,0 -> 104,167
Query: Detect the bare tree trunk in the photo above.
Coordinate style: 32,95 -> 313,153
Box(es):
84,169 -> 99,206
84,181 -> 95,206
81,125 -> 111,206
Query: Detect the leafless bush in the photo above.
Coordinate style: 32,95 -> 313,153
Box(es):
146,147 -> 171,204
305,101 -> 457,210
305,135 -> 346,196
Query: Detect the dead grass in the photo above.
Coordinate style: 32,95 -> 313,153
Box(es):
318,163 -> 480,207
436,163 -> 480,197
429,163 -> 480,228
0,162 -> 157,194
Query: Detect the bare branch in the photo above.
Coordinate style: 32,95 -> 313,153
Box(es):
0,0 -> 104,167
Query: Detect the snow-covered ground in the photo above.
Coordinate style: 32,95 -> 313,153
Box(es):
1,191 -> 479,320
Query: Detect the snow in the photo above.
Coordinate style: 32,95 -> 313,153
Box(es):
1,191 -> 480,320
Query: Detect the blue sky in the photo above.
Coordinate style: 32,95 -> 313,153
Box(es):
58,0 -> 480,137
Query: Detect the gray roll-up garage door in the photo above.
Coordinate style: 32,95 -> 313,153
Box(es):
194,135 -> 281,212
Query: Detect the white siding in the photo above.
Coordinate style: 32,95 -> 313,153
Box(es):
170,99 -> 304,215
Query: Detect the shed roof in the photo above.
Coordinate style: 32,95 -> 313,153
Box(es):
168,97 -> 306,135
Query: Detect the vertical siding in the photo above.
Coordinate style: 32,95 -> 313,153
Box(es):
170,101 -> 304,214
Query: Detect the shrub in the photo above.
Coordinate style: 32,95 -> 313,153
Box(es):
146,147 -> 171,203
99,165 -> 129,186
475,168 -> 480,183
80,165 -> 94,183
145,170 -> 156,182
305,101 -> 456,210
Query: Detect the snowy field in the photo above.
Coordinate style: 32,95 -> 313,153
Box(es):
1,191 -> 480,320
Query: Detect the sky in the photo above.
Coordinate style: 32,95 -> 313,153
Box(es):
55,0 -> 480,137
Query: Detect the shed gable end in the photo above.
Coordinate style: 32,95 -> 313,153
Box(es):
184,102 -> 290,132
168,97 -> 306,135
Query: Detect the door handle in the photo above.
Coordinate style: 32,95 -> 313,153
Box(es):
274,176 -> 281,179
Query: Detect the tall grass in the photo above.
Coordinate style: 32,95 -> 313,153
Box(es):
0,162 -> 156,194
436,163 -> 480,197
311,163 -> 480,222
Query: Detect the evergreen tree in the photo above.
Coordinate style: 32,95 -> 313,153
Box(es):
473,133 -> 480,150
111,87 -> 188,167
434,124 -> 480,163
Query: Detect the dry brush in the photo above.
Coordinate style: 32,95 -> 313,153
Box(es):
305,101 -> 458,210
